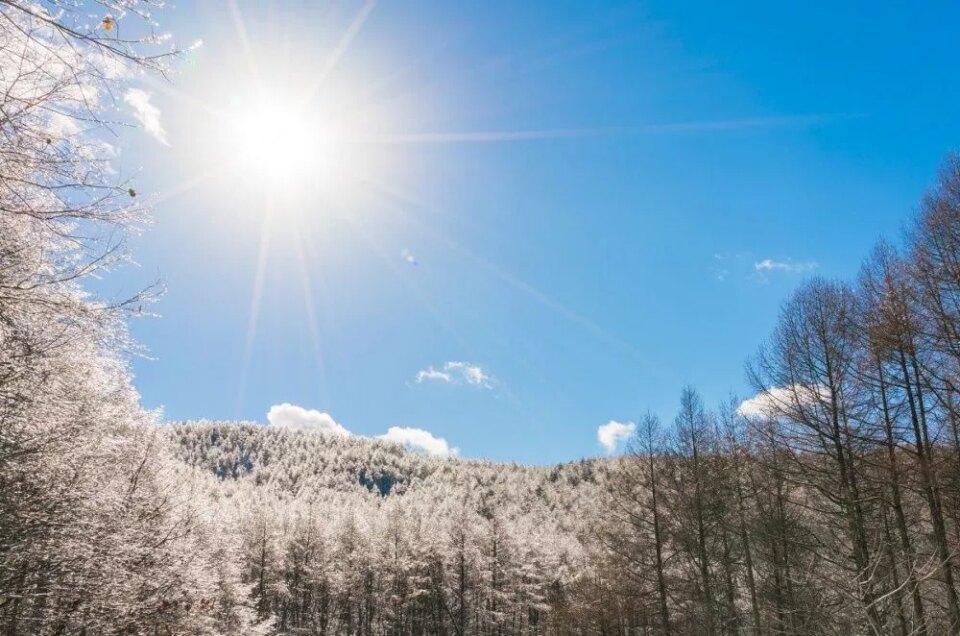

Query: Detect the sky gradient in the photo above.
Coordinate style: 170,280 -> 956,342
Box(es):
103,1 -> 960,464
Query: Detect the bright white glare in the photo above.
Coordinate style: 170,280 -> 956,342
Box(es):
230,97 -> 340,184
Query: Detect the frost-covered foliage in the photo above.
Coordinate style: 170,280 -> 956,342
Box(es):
0,3 -> 262,635
168,421 -> 603,505
167,422 -> 604,636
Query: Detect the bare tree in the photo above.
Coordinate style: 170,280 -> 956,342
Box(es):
749,279 -> 886,633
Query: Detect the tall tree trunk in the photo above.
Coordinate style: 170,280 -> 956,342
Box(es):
878,359 -> 928,635
900,350 -> 960,629
733,450 -> 762,635
648,451 -> 673,636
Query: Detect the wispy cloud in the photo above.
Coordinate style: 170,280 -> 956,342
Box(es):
713,252 -> 819,283
712,253 -> 731,281
379,426 -> 458,457
597,420 -> 636,453
416,367 -> 452,383
754,258 -> 818,273
124,88 -> 167,145
416,361 -> 494,389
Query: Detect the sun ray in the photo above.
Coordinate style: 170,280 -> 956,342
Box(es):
292,219 -> 331,408
351,172 -> 665,373
318,173 -> 640,419
227,0 -> 262,87
299,0 -> 378,107
346,114 -> 853,146
235,197 -> 274,418
350,128 -> 609,144
149,159 -> 237,209
355,227 -> 540,430
135,72 -> 230,122
322,187 -> 482,362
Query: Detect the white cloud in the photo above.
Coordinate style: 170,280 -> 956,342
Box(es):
267,403 -> 351,437
415,367 -> 453,384
737,384 -> 825,419
597,420 -> 636,452
737,389 -> 786,419
124,88 -> 167,145
448,361 -> 492,387
266,404 -> 460,457
379,426 -> 459,457
754,258 -> 818,274
416,361 -> 493,388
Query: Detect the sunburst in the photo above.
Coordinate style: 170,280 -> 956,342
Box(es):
145,0 -> 708,415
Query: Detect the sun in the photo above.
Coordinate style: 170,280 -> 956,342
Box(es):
230,96 -> 340,185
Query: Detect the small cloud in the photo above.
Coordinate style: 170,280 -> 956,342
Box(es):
267,403 -> 351,436
416,361 -> 493,389
124,88 -> 167,145
711,251 -> 747,282
754,258 -> 818,274
713,253 -> 817,282
737,384 -> 825,420
597,420 -> 636,452
379,426 -> 458,457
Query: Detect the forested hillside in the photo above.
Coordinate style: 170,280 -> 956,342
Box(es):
163,423 -> 606,636
168,421 -> 606,507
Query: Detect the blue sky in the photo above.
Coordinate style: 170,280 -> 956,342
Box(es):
105,1 -> 960,464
